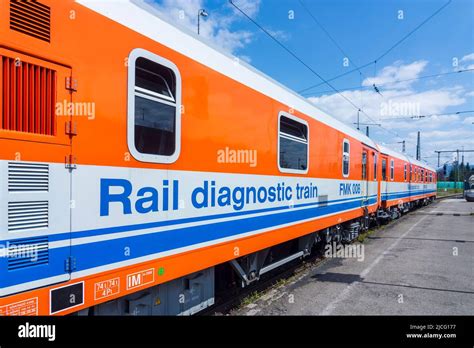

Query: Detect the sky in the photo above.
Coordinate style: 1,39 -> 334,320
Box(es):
146,0 -> 474,168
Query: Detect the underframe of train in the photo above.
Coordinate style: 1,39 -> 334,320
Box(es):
80,198 -> 434,316
377,196 -> 435,221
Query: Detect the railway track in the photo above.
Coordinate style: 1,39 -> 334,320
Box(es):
200,251 -> 328,316
201,198 -> 450,316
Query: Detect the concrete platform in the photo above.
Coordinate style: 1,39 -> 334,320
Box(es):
232,198 -> 474,315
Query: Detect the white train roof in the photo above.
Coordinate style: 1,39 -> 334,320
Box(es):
378,144 -> 435,172
77,0 -> 435,172
76,0 -> 377,147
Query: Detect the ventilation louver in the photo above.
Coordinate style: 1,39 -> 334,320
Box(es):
1,56 -> 57,135
10,0 -> 51,42
8,162 -> 49,192
8,201 -> 49,232
7,236 -> 49,270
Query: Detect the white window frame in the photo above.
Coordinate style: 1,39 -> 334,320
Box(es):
342,139 -> 350,178
127,48 -> 182,164
373,153 -> 377,181
382,158 -> 387,181
390,159 -> 394,181
277,111 -> 309,174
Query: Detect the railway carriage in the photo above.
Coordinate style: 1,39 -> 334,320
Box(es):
0,0 -> 436,316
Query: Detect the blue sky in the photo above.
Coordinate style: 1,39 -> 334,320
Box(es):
149,0 -> 474,168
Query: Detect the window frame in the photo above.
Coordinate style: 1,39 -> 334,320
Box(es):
382,158 -> 387,181
404,164 -> 407,182
362,151 -> 367,180
277,112 -> 309,174
127,48 -> 182,164
390,159 -> 394,181
373,153 -> 377,181
342,139 -> 350,178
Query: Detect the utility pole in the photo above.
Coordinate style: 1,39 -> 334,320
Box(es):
356,109 -> 360,130
197,9 -> 208,35
457,149 -> 460,185
397,140 -> 406,153
416,131 -> 421,160
353,121 -> 380,136
435,149 -> 474,183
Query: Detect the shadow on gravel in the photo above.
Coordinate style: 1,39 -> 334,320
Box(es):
311,272 -> 362,284
367,236 -> 471,243
311,272 -> 474,295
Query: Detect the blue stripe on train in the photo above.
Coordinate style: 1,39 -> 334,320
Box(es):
2,196 -> 377,288
1,195 -> 379,244
382,189 -> 436,201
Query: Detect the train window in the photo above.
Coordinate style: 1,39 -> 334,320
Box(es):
421,169 -> 425,183
410,166 -> 412,181
404,164 -> 407,182
382,159 -> 387,181
390,159 -> 394,181
362,152 -> 367,180
342,139 -> 350,177
127,48 -> 182,163
373,153 -> 377,180
278,113 -> 309,173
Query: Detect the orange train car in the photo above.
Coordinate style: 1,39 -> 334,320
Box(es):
0,0 -> 436,315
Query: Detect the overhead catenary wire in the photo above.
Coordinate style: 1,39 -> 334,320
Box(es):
298,0 -> 453,94
380,110 -> 474,121
298,0 -> 368,81
298,0 -> 382,108
301,68 -> 474,96
229,0 -> 400,140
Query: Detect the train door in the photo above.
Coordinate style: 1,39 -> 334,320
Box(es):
381,155 -> 388,203
361,149 -> 369,205
0,48 -> 73,297
372,151 -> 378,209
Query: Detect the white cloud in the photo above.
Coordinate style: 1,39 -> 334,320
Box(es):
146,0 -> 261,55
231,0 -> 261,17
307,87 -> 465,124
362,60 -> 428,89
307,60 -> 473,167
456,52 -> 474,70
461,53 -> 474,62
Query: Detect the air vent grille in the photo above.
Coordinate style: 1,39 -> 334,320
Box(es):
7,236 -> 49,270
1,56 -> 57,135
8,201 -> 49,232
8,162 -> 49,192
10,0 -> 51,42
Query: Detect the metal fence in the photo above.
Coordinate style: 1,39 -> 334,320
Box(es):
437,181 -> 465,190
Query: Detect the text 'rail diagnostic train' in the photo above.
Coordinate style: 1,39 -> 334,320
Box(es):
0,0 -> 436,315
